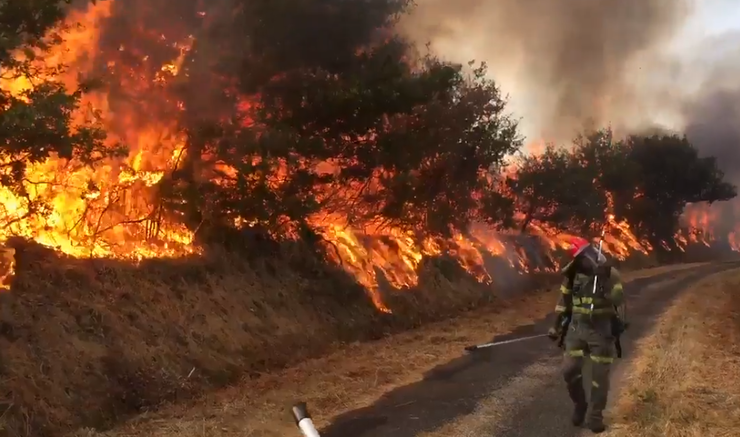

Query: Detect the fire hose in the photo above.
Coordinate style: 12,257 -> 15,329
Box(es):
464,229 -> 627,353
293,233 -> 629,435
292,402 -> 321,437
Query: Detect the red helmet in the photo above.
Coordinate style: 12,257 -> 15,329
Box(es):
565,236 -> 591,259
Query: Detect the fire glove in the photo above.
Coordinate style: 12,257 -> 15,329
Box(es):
548,311 -> 570,340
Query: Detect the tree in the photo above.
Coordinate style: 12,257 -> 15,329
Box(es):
507,129 -> 624,234
507,145 -> 577,232
618,133 -> 736,248
160,0 -> 523,243
0,0 -> 124,217
506,127 -> 737,251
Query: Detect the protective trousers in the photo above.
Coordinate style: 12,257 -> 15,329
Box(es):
562,316 -> 615,426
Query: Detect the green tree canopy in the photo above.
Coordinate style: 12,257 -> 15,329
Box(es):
507,128 -> 737,249
617,133 -> 736,247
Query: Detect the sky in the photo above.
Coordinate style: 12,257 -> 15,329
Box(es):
672,0 -> 740,53
692,0 -> 740,37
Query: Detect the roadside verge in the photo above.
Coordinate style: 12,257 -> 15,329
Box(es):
94,263 -> 706,437
607,267 -> 740,436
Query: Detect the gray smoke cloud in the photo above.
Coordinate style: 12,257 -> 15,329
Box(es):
400,0 -> 740,237
681,32 -> 740,236
685,88 -> 740,179
683,33 -> 740,183
399,0 -> 691,141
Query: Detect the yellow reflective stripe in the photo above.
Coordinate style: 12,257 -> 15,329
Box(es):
573,296 -> 610,305
567,350 -> 613,362
572,306 -> 614,314
592,380 -> 600,388
611,283 -> 624,300
560,285 -> 571,295
555,305 -> 568,312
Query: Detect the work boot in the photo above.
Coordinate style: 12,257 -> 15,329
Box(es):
571,402 -> 588,426
586,419 -> 606,433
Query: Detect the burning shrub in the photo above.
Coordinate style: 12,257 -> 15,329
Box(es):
509,128 -> 736,251
0,0 -> 736,304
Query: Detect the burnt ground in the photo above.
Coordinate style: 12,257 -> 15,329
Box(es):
320,260 -> 740,437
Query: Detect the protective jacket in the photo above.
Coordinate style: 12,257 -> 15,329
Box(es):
554,266 -> 624,319
550,237 -> 626,432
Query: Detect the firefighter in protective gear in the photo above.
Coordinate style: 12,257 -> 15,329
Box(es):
547,236 -> 625,433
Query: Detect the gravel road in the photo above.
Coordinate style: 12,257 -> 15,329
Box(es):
320,261 -> 740,437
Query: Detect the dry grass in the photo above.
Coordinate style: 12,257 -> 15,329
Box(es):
84,288 -> 558,437
0,235 -> 710,437
0,240 -> 381,437
606,268 -> 740,437
89,263 -> 705,437
410,271 -> 704,437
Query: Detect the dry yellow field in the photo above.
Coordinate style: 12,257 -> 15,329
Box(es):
606,267 -> 740,436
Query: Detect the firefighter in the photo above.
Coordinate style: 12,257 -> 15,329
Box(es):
547,236 -> 625,433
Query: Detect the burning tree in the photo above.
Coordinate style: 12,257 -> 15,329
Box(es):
510,128 -> 737,255
0,0 -> 737,304
158,0 -> 523,243
612,133 -> 736,251
0,0 -> 125,229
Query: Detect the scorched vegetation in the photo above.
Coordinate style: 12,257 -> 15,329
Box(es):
0,0 -> 735,436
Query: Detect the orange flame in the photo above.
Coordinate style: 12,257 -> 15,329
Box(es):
0,1 -> 731,312
0,2 -> 195,260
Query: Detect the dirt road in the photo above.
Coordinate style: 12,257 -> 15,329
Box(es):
320,261 -> 740,437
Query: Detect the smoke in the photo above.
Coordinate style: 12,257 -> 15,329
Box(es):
79,0 -> 407,124
680,32 -> 740,235
80,0 -> 692,144
685,88 -> 740,180
399,0 -> 690,141
72,0 -> 738,177
682,33 -> 740,183
398,0 -> 740,238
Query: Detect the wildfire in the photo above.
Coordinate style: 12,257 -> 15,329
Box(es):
677,202 -> 740,251
0,1 -> 733,312
0,1 -> 195,260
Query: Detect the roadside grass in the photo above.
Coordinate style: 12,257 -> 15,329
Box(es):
607,267 -> 740,436
90,263 -> 704,437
